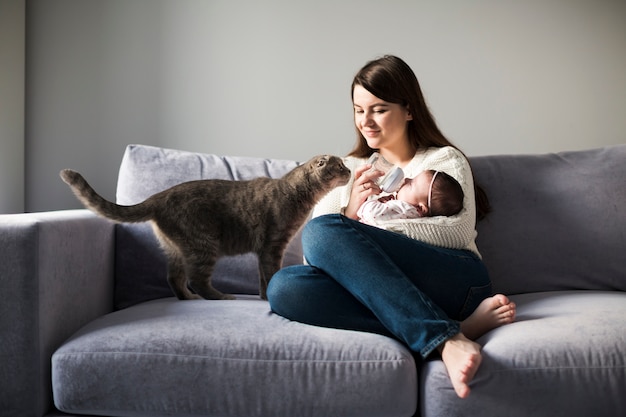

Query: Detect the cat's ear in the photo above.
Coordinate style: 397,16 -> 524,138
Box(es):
316,155 -> 329,167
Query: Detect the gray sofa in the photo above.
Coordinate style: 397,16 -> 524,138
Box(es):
1,143 -> 625,417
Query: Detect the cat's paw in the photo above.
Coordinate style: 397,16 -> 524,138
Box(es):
180,293 -> 203,300
220,293 -> 236,300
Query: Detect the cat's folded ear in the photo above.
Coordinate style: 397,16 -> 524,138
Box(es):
316,155 -> 330,167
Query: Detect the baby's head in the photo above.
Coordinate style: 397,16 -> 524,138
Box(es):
396,170 -> 464,217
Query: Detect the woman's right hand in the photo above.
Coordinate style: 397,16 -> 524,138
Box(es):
344,164 -> 383,219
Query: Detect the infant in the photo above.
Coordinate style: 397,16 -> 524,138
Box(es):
358,170 -> 464,226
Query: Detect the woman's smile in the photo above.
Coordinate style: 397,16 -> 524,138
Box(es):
363,129 -> 380,137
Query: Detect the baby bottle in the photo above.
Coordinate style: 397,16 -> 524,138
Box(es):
366,152 -> 405,193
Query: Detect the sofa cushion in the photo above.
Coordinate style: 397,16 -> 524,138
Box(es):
471,144 -> 626,295
52,298 -> 417,417
113,144 -> 303,309
420,290 -> 626,417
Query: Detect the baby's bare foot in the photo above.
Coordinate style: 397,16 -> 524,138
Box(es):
461,294 -> 516,340
439,333 -> 482,398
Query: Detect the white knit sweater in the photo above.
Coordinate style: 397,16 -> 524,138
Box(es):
312,146 -> 481,256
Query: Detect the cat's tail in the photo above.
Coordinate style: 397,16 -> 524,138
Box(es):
60,169 -> 152,223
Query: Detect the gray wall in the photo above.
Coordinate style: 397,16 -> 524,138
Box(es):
0,0 -> 25,213
21,0 -> 626,212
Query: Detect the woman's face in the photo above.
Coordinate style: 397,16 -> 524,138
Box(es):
353,85 -> 412,154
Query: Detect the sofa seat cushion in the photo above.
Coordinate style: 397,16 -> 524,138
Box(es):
52,298 -> 417,417
420,291 -> 626,417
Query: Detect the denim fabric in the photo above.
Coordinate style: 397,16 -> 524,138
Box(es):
268,214 -> 491,358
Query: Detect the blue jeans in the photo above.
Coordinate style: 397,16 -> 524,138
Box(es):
267,214 -> 492,358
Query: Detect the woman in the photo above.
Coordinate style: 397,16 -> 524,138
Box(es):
267,55 -> 515,399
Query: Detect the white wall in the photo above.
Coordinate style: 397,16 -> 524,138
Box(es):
25,0 -> 626,212
0,0 -> 25,214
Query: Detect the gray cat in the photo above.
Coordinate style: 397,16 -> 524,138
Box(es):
60,155 -> 350,300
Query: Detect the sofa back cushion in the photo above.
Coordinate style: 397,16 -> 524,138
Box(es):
114,144 -> 301,310
114,144 -> 626,308
471,144 -> 626,295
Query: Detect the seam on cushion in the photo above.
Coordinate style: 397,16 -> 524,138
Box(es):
55,351 -> 413,364
484,365 -> 626,372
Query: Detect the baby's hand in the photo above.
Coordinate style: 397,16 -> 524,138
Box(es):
377,195 -> 395,203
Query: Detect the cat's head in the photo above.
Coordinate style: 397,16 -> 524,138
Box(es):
307,155 -> 351,188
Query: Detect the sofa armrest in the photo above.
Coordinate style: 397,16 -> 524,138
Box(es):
0,209 -> 115,417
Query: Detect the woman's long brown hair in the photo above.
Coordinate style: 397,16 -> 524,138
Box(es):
349,55 -> 491,221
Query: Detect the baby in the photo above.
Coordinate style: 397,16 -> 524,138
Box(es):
358,170 -> 464,226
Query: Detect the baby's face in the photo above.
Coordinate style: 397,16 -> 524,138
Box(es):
396,171 -> 433,214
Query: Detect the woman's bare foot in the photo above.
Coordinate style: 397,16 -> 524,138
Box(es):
461,294 -> 516,340
439,333 -> 482,398
437,295 -> 514,398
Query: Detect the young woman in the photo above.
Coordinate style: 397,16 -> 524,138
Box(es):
267,55 -> 515,399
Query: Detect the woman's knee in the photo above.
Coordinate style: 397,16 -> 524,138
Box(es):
266,267 -> 293,308
267,265 -> 314,316
267,266 -> 323,325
